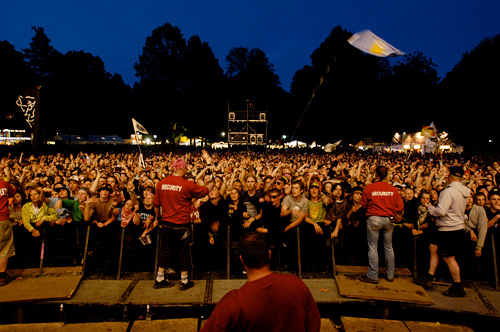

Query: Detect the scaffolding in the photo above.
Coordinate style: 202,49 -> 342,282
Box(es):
227,100 -> 267,148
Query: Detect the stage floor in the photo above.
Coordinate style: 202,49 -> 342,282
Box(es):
1,266 -> 499,331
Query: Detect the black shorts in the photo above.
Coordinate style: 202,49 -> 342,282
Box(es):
158,223 -> 193,272
437,229 -> 466,257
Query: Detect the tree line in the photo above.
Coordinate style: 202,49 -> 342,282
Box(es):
1,24 -> 499,149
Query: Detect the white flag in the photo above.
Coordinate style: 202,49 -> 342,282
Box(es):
132,118 -> 148,134
348,30 -> 405,57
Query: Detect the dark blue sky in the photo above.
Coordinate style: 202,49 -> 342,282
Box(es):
2,1 -> 500,91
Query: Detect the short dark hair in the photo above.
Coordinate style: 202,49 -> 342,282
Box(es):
291,179 -> 305,192
239,232 -> 269,269
376,165 -> 388,181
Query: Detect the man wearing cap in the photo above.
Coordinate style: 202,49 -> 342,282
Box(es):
304,181 -> 330,271
84,184 -> 116,227
344,186 -> 366,264
68,175 -> 81,199
153,158 -> 211,290
424,166 -> 470,297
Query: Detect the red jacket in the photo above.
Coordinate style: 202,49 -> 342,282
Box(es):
0,180 -> 16,221
360,181 -> 404,219
153,175 -> 209,225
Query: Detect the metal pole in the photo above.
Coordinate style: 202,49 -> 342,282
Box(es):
330,225 -> 336,276
81,225 -> 90,275
413,236 -> 418,279
492,233 -> 499,291
154,226 -> 160,275
227,225 -> 231,279
117,227 -> 125,280
297,227 -> 302,278
39,228 -> 46,276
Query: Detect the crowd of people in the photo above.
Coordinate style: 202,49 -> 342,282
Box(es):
0,147 -> 499,291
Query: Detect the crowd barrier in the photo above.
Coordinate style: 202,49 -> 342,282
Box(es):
9,221 -> 500,291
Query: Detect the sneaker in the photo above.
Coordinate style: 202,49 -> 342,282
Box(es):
154,279 -> 174,289
414,276 -> 433,290
0,274 -> 11,286
180,280 -> 194,291
442,284 -> 466,297
386,275 -> 394,282
359,275 -> 378,284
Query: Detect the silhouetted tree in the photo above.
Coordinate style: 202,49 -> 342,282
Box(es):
184,35 -> 226,140
0,40 -> 34,128
290,26 -> 388,143
383,51 -> 440,134
225,47 -> 281,100
48,50 -> 132,136
133,23 -> 191,136
23,26 -> 62,85
439,33 -> 500,147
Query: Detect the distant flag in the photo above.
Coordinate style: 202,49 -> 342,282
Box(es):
132,118 -> 148,168
421,126 -> 436,138
348,30 -> 405,57
132,118 -> 148,134
324,140 -> 342,153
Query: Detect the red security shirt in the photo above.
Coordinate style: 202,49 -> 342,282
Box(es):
153,175 -> 209,225
360,181 -> 404,219
0,180 -> 16,221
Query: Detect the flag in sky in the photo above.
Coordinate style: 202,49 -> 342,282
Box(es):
348,30 -> 405,57
132,118 -> 148,134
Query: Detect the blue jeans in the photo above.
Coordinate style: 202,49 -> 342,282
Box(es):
366,216 -> 395,280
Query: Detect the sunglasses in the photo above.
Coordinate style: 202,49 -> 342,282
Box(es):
270,195 -> 279,199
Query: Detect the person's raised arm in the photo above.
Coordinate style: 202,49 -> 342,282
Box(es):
90,170 -> 102,195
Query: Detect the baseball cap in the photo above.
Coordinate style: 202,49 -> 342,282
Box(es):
68,175 -> 80,183
489,187 -> 500,198
309,182 -> 320,189
98,184 -> 113,193
449,166 -> 464,178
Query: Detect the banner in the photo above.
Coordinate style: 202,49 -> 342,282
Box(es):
15,86 -> 40,129
15,86 -> 41,146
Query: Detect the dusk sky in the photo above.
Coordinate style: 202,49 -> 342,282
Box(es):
2,1 -> 500,91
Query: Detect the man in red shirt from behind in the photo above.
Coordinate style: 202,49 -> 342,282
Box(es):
200,232 -> 321,332
359,165 -> 404,284
154,157 -> 210,290
0,169 -> 16,286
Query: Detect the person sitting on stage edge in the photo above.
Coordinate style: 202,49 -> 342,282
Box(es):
200,231 -> 321,332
